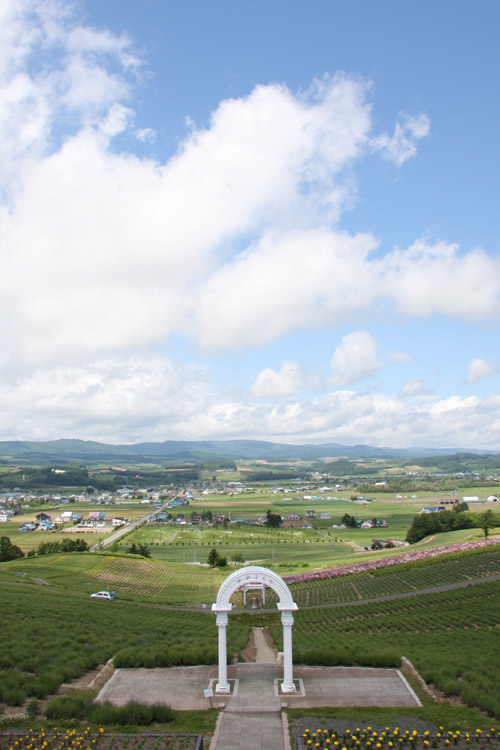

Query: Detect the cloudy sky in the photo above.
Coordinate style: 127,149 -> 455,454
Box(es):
1,0 -> 499,449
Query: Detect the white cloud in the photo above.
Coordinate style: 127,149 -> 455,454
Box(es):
466,358 -> 499,385
251,360 -> 317,398
374,113 -> 431,166
401,379 -> 431,397
0,2 -> 497,371
377,240 -> 500,320
0,1 -> 499,450
0,356 -> 498,450
330,331 -> 381,386
388,350 -> 415,363
192,228 -> 378,349
0,355 -> 212,443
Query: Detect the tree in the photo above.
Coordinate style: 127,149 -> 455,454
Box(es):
478,509 -> 497,540
207,547 -> 227,567
138,543 -> 151,558
207,548 -> 219,567
0,536 -> 24,562
454,501 -> 469,513
341,513 -> 358,528
265,509 -> 282,528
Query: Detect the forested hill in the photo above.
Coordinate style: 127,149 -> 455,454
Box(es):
0,438 -> 496,466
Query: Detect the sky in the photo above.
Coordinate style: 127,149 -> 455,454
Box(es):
0,0 -> 499,450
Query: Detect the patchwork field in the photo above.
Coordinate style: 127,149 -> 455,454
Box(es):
0,576 -> 249,707
0,553 -> 217,604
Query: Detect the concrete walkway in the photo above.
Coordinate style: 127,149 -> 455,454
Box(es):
214,664 -> 284,750
96,663 -> 420,749
96,662 -> 421,711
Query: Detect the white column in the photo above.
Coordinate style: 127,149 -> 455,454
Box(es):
281,610 -> 296,693
215,612 -> 230,693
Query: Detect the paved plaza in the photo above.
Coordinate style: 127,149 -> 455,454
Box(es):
96,662 -> 421,711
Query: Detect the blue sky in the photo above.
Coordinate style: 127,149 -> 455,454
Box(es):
0,0 -> 499,449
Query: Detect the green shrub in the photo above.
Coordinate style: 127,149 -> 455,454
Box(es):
296,647 -> 401,669
113,645 -> 218,668
45,691 -> 90,720
27,698 -> 39,718
87,700 -> 175,725
3,688 -> 25,706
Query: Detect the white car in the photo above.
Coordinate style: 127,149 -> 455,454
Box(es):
90,590 -> 115,600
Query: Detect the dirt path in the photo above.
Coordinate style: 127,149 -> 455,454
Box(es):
242,627 -> 278,663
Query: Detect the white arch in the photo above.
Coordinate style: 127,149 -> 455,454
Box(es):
213,565 -> 297,612
212,566 -> 297,694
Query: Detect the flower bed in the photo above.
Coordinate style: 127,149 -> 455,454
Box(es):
284,539 -> 500,585
0,730 -> 203,750
296,726 -> 500,750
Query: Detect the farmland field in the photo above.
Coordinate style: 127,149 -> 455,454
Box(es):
0,576 -> 249,706
0,553 -> 217,604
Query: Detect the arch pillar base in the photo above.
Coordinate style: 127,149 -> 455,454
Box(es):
215,611 -> 230,693
280,609 -> 296,693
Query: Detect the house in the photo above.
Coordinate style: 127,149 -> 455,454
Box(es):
361,520 -> 374,528
37,519 -> 53,530
112,517 -> 126,527
0,512 -> 12,522
319,512 -> 331,520
36,512 -> 51,522
288,513 -> 300,521
176,513 -> 186,524
420,506 -> 446,514
305,510 -> 316,519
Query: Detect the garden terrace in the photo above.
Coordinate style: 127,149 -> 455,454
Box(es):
270,579 -> 500,717
0,578 -> 250,707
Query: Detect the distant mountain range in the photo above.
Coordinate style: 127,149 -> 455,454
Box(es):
0,438 -> 496,465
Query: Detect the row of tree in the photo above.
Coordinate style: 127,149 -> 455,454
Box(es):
405,507 -> 498,544
1,535 -> 90,561
0,536 -> 24,561
32,538 -> 89,556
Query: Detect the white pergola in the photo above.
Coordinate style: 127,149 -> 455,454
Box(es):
212,565 -> 298,693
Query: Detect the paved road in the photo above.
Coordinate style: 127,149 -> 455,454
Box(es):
124,572 -> 500,617
89,503 -> 170,551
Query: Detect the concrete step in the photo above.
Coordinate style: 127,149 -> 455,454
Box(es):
224,706 -> 282,714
